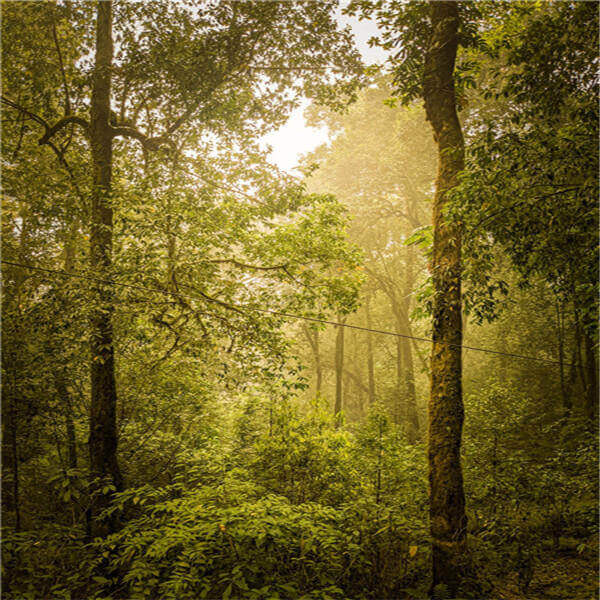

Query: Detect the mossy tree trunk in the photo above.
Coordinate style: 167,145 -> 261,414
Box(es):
423,1 -> 468,595
88,0 -> 123,535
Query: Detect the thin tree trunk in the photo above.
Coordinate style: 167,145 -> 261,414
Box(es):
423,2 -> 467,595
555,300 -> 572,415
401,247 -> 420,443
314,330 -> 322,395
334,314 -> 346,419
89,0 -> 122,534
4,210 -> 31,532
365,297 -> 376,404
393,304 -> 420,443
401,336 -> 420,444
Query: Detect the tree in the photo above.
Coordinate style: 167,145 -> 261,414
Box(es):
346,0 -> 471,592
3,0 -> 364,533
88,1 -> 123,529
422,3 -> 467,593
303,77 -> 434,435
334,315 -> 346,419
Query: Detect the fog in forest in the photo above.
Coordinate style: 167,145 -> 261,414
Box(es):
1,1 -> 598,599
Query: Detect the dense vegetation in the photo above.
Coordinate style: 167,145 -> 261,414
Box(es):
1,1 -> 598,599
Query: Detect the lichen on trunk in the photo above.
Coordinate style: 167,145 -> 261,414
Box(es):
423,1 -> 468,595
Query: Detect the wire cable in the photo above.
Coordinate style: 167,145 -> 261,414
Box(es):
1,259 -> 572,368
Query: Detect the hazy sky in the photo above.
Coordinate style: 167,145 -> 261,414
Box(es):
262,12 -> 387,174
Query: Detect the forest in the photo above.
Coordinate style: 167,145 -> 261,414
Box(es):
1,1 -> 598,599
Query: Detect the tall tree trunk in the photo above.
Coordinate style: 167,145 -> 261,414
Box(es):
573,300 -> 598,422
334,314 -> 346,419
555,300 -> 572,416
89,0 -> 122,533
393,304 -> 420,442
62,223 -> 79,472
3,210 -> 32,532
401,335 -> 419,444
423,2 -> 467,595
401,247 -> 420,443
365,297 -> 376,404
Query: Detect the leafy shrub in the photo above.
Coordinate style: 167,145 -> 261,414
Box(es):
2,524 -> 90,599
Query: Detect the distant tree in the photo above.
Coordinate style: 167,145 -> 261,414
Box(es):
346,0 -> 476,593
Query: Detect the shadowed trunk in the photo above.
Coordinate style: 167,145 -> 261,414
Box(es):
423,1 -> 467,595
555,300 -> 573,415
88,0 -> 123,535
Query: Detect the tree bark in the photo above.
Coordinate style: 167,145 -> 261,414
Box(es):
88,0 -> 122,534
423,1 -> 467,595
334,314 -> 346,419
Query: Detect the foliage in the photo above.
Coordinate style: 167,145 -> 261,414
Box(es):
2,2 -> 598,599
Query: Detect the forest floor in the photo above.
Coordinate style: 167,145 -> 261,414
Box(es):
493,551 -> 598,600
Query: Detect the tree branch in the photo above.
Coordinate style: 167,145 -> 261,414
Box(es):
1,96 -> 86,203
208,258 -> 289,271
38,115 -> 89,145
51,15 -> 71,116
110,125 -> 173,151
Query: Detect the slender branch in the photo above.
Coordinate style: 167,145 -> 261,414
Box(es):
39,115 -> 89,145
2,96 -> 49,129
110,125 -> 172,151
208,258 -> 289,271
51,16 -> 71,116
1,96 -> 86,203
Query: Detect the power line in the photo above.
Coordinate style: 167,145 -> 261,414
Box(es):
1,259 -> 572,368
